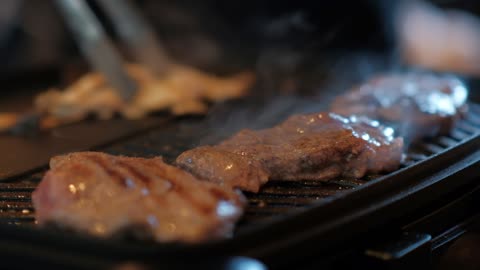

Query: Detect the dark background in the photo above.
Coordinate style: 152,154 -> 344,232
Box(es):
1,0 -> 480,100
1,0 -> 479,71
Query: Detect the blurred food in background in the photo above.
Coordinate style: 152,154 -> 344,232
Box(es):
397,0 -> 480,75
35,64 -> 253,126
1,0 -> 480,130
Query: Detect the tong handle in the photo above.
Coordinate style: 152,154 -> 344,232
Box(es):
96,0 -> 170,75
55,0 -> 137,100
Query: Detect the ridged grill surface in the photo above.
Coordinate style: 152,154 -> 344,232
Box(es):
0,103 -> 479,230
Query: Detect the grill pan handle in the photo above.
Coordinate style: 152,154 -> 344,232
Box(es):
363,232 -> 432,269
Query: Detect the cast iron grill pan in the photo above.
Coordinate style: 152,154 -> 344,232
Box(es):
0,102 -> 478,231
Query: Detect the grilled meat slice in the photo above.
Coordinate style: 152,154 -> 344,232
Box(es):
331,73 -> 468,141
177,113 -> 403,192
177,146 -> 269,193
32,152 -> 246,243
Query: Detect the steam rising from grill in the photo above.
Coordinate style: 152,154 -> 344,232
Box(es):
198,52 -> 405,147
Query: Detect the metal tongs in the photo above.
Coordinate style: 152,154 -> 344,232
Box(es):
55,0 -> 170,101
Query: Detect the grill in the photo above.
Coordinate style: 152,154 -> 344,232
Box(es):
0,97 -> 478,269
1,103 -> 479,227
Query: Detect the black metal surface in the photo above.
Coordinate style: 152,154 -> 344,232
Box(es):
0,101 -> 478,269
364,232 -> 432,269
0,117 -> 174,180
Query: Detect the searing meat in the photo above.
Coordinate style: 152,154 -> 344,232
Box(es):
32,152 -> 246,243
34,64 -> 254,125
177,113 -> 403,192
177,146 -> 269,193
331,73 -> 468,140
